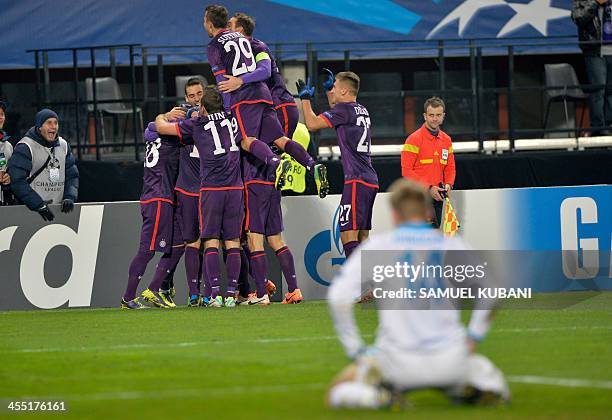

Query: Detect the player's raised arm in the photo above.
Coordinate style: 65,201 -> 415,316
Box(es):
296,79 -> 330,131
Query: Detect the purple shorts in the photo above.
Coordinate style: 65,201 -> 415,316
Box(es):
338,180 -> 379,232
176,190 -> 200,243
199,188 -> 244,240
138,199 -> 176,253
275,103 -> 299,138
244,181 -> 283,236
234,101 -> 285,145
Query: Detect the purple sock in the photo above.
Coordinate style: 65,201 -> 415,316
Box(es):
205,247 -> 221,298
161,246 -> 184,290
148,247 -> 183,291
249,139 -> 280,167
123,250 -> 154,301
238,248 -> 251,297
243,243 -> 255,279
275,246 -> 298,292
249,250 -> 268,298
284,140 -> 315,172
225,248 -> 241,297
198,251 -> 204,293
185,246 -> 201,296
343,241 -> 360,259
201,253 -> 212,297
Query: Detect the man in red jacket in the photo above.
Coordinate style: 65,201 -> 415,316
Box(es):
401,97 -> 456,228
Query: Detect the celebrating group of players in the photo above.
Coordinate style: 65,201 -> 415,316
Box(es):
120,4 -> 378,309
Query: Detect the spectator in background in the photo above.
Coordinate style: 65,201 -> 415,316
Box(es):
8,109 -> 79,221
0,101 -> 12,205
401,97 -> 455,228
572,0 -> 612,135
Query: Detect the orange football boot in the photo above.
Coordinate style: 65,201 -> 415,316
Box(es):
282,288 -> 304,304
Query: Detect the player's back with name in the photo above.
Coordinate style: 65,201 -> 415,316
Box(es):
323,102 -> 378,184
177,112 -> 242,188
207,30 -> 272,105
141,126 -> 179,202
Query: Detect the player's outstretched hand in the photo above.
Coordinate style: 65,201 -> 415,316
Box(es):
61,198 -> 74,213
36,201 -> 55,222
322,68 -> 335,91
218,75 -> 244,93
296,79 -> 315,100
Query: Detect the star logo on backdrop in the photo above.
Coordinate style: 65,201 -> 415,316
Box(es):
427,0 -> 570,39
498,0 -> 569,37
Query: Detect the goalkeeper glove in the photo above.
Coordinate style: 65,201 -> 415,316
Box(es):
322,68 -> 335,91
296,79 -> 315,100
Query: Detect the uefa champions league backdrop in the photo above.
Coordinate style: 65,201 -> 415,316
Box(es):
0,185 -> 611,311
1,0 -> 574,68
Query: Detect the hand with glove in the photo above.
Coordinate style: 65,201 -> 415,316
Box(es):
36,200 -> 55,222
296,79 -> 315,101
322,68 -> 335,91
61,199 -> 74,213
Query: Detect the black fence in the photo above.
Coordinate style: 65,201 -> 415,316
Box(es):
26,36 -> 606,161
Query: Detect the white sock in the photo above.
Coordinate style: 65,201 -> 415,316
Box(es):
329,382 -> 387,409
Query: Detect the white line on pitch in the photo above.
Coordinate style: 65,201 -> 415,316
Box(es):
7,325 -> 612,354
7,376 -> 612,402
7,382 -> 327,402
508,375 -> 612,389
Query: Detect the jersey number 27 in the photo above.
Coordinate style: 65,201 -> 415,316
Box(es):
356,116 -> 371,153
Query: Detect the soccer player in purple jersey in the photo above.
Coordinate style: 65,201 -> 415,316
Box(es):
204,4 -> 329,199
156,86 -> 247,307
297,72 -> 379,259
223,13 -> 299,138
120,122 -> 181,309
155,78 -> 209,307
216,12 -> 303,304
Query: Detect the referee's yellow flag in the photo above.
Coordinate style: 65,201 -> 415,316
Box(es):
281,122 -> 310,193
442,197 -> 460,236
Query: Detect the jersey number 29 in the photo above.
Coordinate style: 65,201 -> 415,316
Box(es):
224,38 -> 256,76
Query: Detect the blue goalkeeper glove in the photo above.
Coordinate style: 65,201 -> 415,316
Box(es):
322,68 -> 335,91
296,79 -> 315,100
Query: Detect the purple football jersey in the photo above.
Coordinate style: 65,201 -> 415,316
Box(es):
175,145 -> 200,194
177,112 -> 243,189
322,102 -> 378,185
207,30 -> 273,108
249,38 -> 295,106
141,123 -> 180,201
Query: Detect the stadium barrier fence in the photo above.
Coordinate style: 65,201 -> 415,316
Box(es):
1,185 -> 610,311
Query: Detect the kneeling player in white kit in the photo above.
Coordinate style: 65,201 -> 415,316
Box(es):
327,178 -> 510,409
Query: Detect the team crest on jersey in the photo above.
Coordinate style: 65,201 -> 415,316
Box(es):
159,239 -> 167,248
442,149 -> 449,160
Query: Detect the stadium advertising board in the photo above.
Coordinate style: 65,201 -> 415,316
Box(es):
0,185 -> 610,310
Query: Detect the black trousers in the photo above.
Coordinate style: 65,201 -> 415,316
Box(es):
432,199 -> 443,229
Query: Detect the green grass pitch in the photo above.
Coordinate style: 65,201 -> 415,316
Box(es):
1,294 -> 611,419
